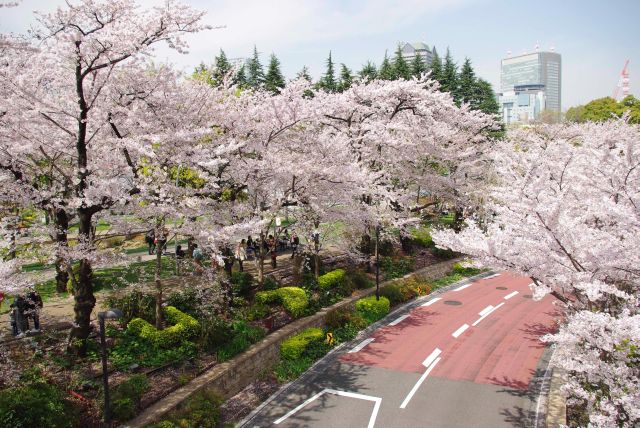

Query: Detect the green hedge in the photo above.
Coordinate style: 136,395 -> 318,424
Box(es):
318,269 -> 346,291
356,296 -> 390,324
127,306 -> 200,349
280,327 -> 325,361
256,287 -> 308,318
0,381 -> 76,428
410,226 -> 433,247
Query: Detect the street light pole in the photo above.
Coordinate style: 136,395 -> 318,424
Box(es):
375,224 -> 380,301
99,309 -> 123,428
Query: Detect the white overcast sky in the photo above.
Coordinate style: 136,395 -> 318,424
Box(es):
2,0 -> 639,109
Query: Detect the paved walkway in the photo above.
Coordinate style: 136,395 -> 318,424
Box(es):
0,245 -> 332,340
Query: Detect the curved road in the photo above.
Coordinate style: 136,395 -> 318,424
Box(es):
241,272 -> 562,428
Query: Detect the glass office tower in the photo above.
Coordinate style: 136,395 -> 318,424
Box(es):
500,51 -> 562,120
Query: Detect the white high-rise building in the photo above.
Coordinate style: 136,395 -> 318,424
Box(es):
498,51 -> 561,124
400,42 -> 433,66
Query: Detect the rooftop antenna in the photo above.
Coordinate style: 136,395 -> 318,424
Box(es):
507,50 -> 512,58
550,45 -> 555,52
534,42 -> 540,52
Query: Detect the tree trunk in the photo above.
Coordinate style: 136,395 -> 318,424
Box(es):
453,207 -> 464,232
256,232 -> 265,287
155,246 -> 163,330
314,251 -> 320,280
52,208 -> 70,294
68,209 -> 96,357
292,254 -> 302,285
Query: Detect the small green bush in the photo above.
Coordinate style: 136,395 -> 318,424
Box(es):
325,306 -> 367,331
199,316 -> 234,352
127,306 -> 199,349
256,287 -> 308,318
452,262 -> 484,276
355,296 -> 390,324
318,269 -> 346,291
348,269 -> 374,289
262,275 -> 280,291
0,381 -> 76,428
410,226 -> 433,247
232,271 -> 254,299
380,256 -> 414,280
216,320 -> 266,362
280,327 -> 324,361
110,374 -> 150,421
157,389 -> 222,428
106,290 -> 156,324
380,283 -> 405,305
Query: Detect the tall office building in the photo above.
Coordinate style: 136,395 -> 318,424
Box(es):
400,42 -> 433,66
498,51 -> 561,124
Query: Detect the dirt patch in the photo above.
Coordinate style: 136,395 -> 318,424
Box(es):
220,376 -> 281,425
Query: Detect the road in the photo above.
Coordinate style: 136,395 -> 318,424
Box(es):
240,272 -> 562,428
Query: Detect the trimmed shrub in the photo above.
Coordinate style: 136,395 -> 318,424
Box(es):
198,316 -> 234,352
349,269 -> 374,289
256,287 -> 308,318
106,290 -> 156,324
155,389 -> 222,428
127,306 -> 199,349
325,306 -> 366,331
280,327 -> 325,361
318,269 -> 346,291
356,296 -> 390,324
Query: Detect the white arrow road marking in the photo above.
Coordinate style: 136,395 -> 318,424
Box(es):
274,389 -> 382,428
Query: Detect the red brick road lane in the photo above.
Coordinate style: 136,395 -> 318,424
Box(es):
341,272 -> 561,390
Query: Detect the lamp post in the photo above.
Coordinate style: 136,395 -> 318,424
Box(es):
375,224 -> 380,301
99,309 -> 123,428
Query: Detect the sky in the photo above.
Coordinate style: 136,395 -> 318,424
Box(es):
2,0 -> 639,109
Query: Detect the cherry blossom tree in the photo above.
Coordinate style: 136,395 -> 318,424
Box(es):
0,0 -> 211,354
432,121 -> 639,426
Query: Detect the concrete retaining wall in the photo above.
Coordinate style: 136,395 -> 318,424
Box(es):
123,257 -> 463,428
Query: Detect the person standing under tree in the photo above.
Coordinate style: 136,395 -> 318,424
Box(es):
24,287 -> 43,331
235,239 -> 247,272
145,229 -> 156,255
268,234 -> 277,268
290,232 -> 299,259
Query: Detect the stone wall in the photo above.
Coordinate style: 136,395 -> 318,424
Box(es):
123,257 -> 463,428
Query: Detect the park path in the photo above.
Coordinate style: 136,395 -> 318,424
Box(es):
0,246 -> 334,340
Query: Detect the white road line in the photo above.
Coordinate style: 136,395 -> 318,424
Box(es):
478,305 -> 494,316
388,314 -> 410,326
472,302 -> 505,326
452,324 -> 469,338
422,348 -> 442,368
274,388 -> 382,428
484,273 -> 501,279
348,338 -> 375,353
454,282 -> 473,291
400,357 -> 441,409
421,297 -> 441,307
504,291 -> 519,300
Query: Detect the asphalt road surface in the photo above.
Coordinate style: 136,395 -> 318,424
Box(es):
240,272 -> 562,428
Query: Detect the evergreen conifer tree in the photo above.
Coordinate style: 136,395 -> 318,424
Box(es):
378,51 -> 395,80
233,65 -> 248,89
297,65 -> 313,82
247,45 -> 265,88
429,47 -> 443,84
359,61 -> 377,81
457,57 -> 477,107
338,63 -> 353,92
318,51 -> 337,92
213,49 -> 232,86
411,52 -> 428,78
441,48 -> 458,98
264,53 -> 286,94
393,45 -> 411,80
476,78 -> 500,115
